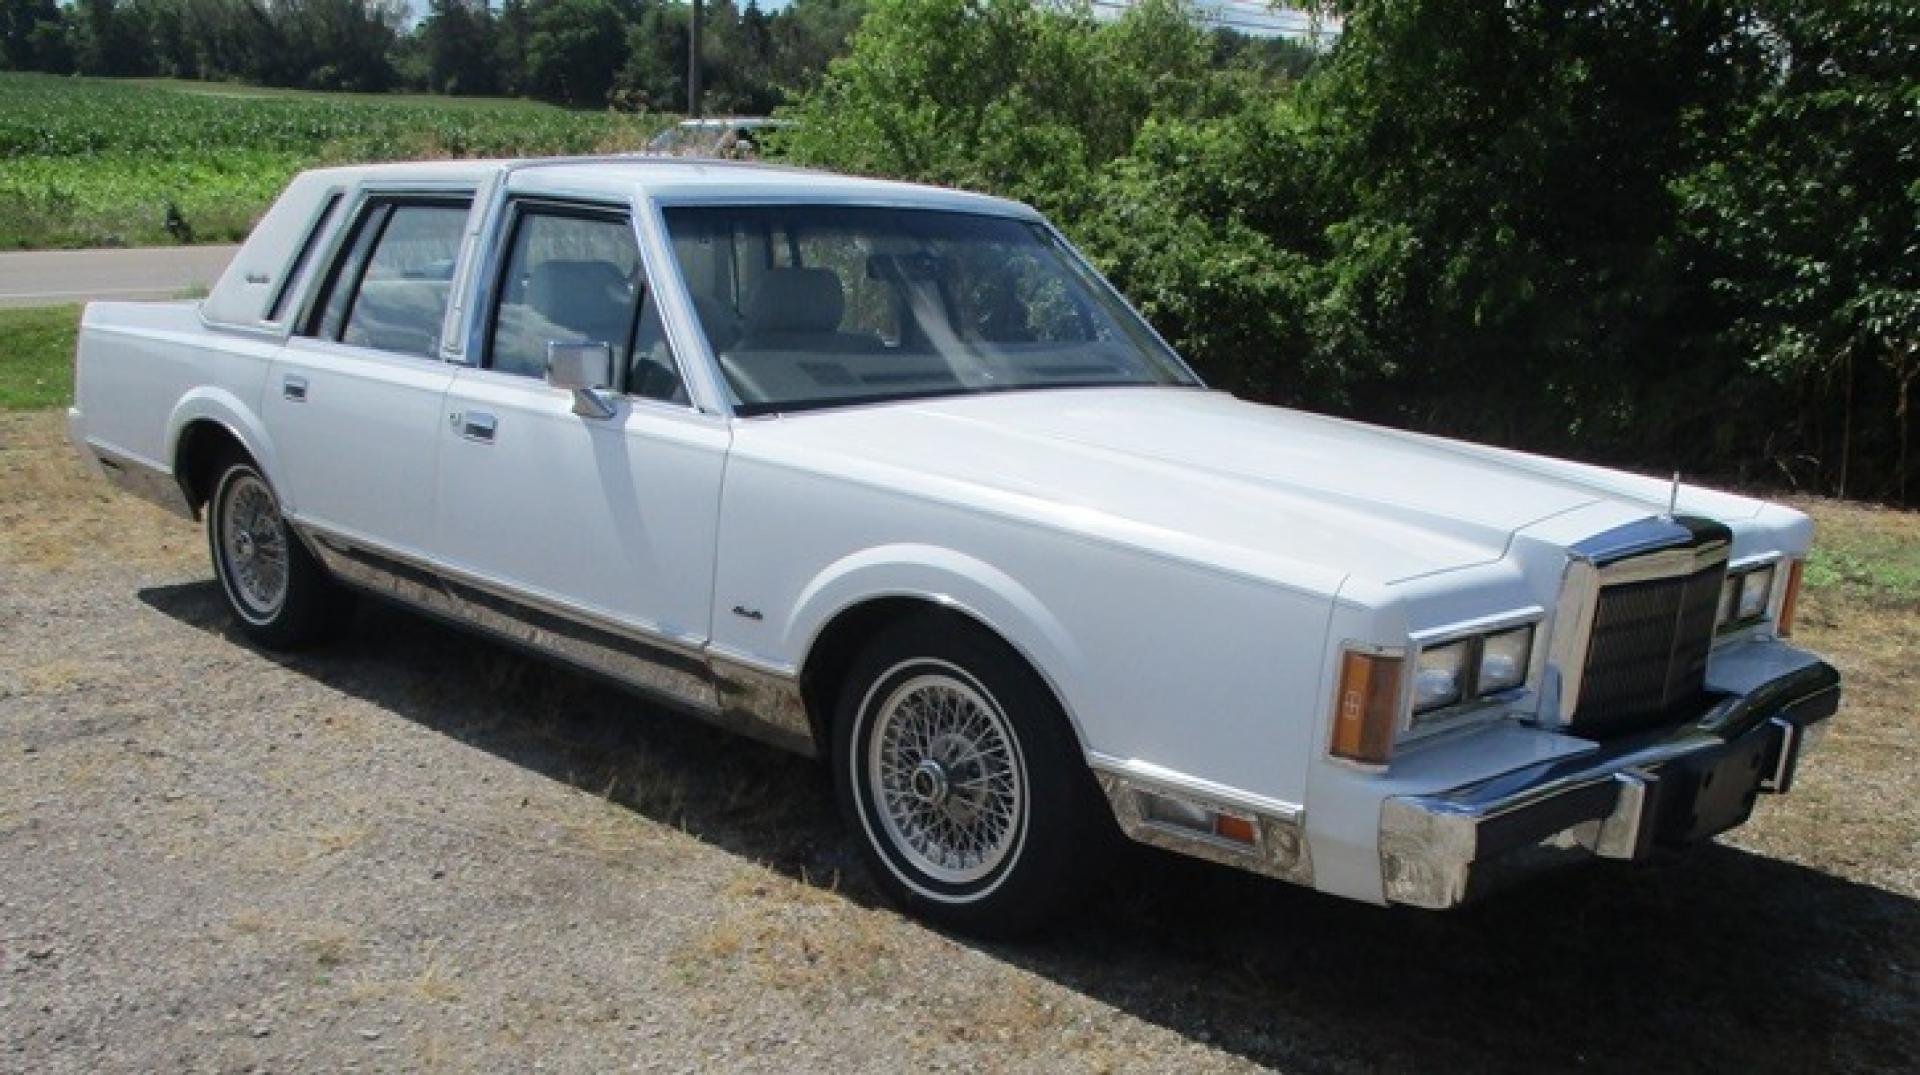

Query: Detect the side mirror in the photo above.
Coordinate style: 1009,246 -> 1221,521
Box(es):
547,341 -> 617,419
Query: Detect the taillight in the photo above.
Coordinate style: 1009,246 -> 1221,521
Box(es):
1331,649 -> 1403,767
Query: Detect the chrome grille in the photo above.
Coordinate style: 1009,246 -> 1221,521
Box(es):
1574,562 -> 1725,730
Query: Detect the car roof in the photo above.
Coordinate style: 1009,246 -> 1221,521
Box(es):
299,156 -> 1040,220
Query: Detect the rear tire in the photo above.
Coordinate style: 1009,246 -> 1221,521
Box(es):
206,453 -> 351,649
832,613 -> 1112,937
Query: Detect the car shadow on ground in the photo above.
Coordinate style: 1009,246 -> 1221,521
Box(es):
140,580 -> 1919,1073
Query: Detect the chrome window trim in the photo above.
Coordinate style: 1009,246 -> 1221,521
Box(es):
263,189 -> 345,329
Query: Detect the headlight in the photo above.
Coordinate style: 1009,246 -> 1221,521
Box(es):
1413,641 -> 1468,713
1411,623 -> 1536,718
1737,565 -> 1774,619
1477,626 -> 1533,694
1718,563 -> 1777,630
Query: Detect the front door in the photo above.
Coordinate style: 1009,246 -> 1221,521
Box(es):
431,198 -> 728,706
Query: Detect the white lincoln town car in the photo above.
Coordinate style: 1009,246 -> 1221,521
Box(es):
68,158 -> 1840,935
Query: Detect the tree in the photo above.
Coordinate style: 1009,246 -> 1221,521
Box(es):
421,0 -> 498,95
1,0 -> 71,71
70,0 -> 154,75
1677,0 -> 1920,499
527,0 -> 628,105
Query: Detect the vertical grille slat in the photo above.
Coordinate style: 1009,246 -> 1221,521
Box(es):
1574,562 -> 1725,732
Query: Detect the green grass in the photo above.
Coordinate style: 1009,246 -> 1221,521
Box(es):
0,305 -> 79,409
1803,502 -> 1920,607
0,72 -> 675,250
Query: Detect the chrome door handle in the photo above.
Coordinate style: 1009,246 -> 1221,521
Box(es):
282,376 -> 308,402
459,411 -> 497,443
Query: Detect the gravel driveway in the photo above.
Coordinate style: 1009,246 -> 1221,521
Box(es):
2,410 -> 1915,1073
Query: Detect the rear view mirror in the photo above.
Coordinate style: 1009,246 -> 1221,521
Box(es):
547,341 -> 616,419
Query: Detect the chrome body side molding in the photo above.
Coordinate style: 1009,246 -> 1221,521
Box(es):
296,524 -> 818,757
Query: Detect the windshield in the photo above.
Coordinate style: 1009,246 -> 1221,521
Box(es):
661,205 -> 1198,414
648,125 -> 724,153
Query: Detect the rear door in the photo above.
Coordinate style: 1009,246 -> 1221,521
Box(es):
266,191 -> 474,557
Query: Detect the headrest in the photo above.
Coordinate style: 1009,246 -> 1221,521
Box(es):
529,260 -> 629,331
744,268 -> 845,336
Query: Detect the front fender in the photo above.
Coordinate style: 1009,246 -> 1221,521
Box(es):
783,543 -> 1092,744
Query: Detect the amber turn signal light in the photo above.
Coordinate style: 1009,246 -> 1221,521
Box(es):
1778,559 -> 1805,637
1332,650 -> 1403,767
1213,814 -> 1257,845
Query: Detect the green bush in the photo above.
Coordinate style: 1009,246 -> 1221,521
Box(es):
786,0 -> 1919,504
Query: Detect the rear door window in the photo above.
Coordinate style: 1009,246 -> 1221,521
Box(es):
303,196 -> 472,359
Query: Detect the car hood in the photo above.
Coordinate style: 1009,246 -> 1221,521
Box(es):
733,387 -> 1765,587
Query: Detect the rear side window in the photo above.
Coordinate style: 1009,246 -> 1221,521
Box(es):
265,192 -> 341,324
303,196 -> 471,359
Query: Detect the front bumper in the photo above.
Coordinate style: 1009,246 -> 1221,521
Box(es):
1378,643 -> 1840,909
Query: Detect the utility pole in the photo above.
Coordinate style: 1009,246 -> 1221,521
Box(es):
688,0 -> 704,118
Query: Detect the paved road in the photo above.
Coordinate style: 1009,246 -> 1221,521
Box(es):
0,244 -> 238,308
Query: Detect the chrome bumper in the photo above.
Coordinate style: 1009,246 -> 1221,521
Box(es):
1379,646 -> 1840,910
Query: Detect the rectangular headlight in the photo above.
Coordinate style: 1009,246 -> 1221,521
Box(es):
1737,565 -> 1774,620
1476,625 -> 1533,694
1413,641 -> 1468,713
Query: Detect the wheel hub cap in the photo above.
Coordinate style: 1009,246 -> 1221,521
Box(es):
219,473 -> 289,618
867,670 -> 1026,886
909,758 -> 950,806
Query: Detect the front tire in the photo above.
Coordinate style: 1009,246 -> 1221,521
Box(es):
833,614 -> 1111,937
207,454 -> 350,649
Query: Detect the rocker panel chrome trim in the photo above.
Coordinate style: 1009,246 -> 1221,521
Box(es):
295,523 -> 820,754
709,650 -> 817,757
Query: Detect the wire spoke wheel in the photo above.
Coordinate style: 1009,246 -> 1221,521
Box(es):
217,471 -> 289,621
866,668 -> 1027,887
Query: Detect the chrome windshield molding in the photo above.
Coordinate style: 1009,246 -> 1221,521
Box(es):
1544,515 -> 1733,727
1380,648 -> 1838,909
709,649 -> 817,757
1088,756 -> 1311,885
81,437 -> 196,521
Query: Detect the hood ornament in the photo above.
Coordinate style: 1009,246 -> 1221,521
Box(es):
1665,471 -> 1682,518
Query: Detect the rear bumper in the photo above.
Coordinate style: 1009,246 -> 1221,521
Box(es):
1378,642 -> 1840,909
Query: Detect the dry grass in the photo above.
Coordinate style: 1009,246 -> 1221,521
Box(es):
0,411 -> 197,572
